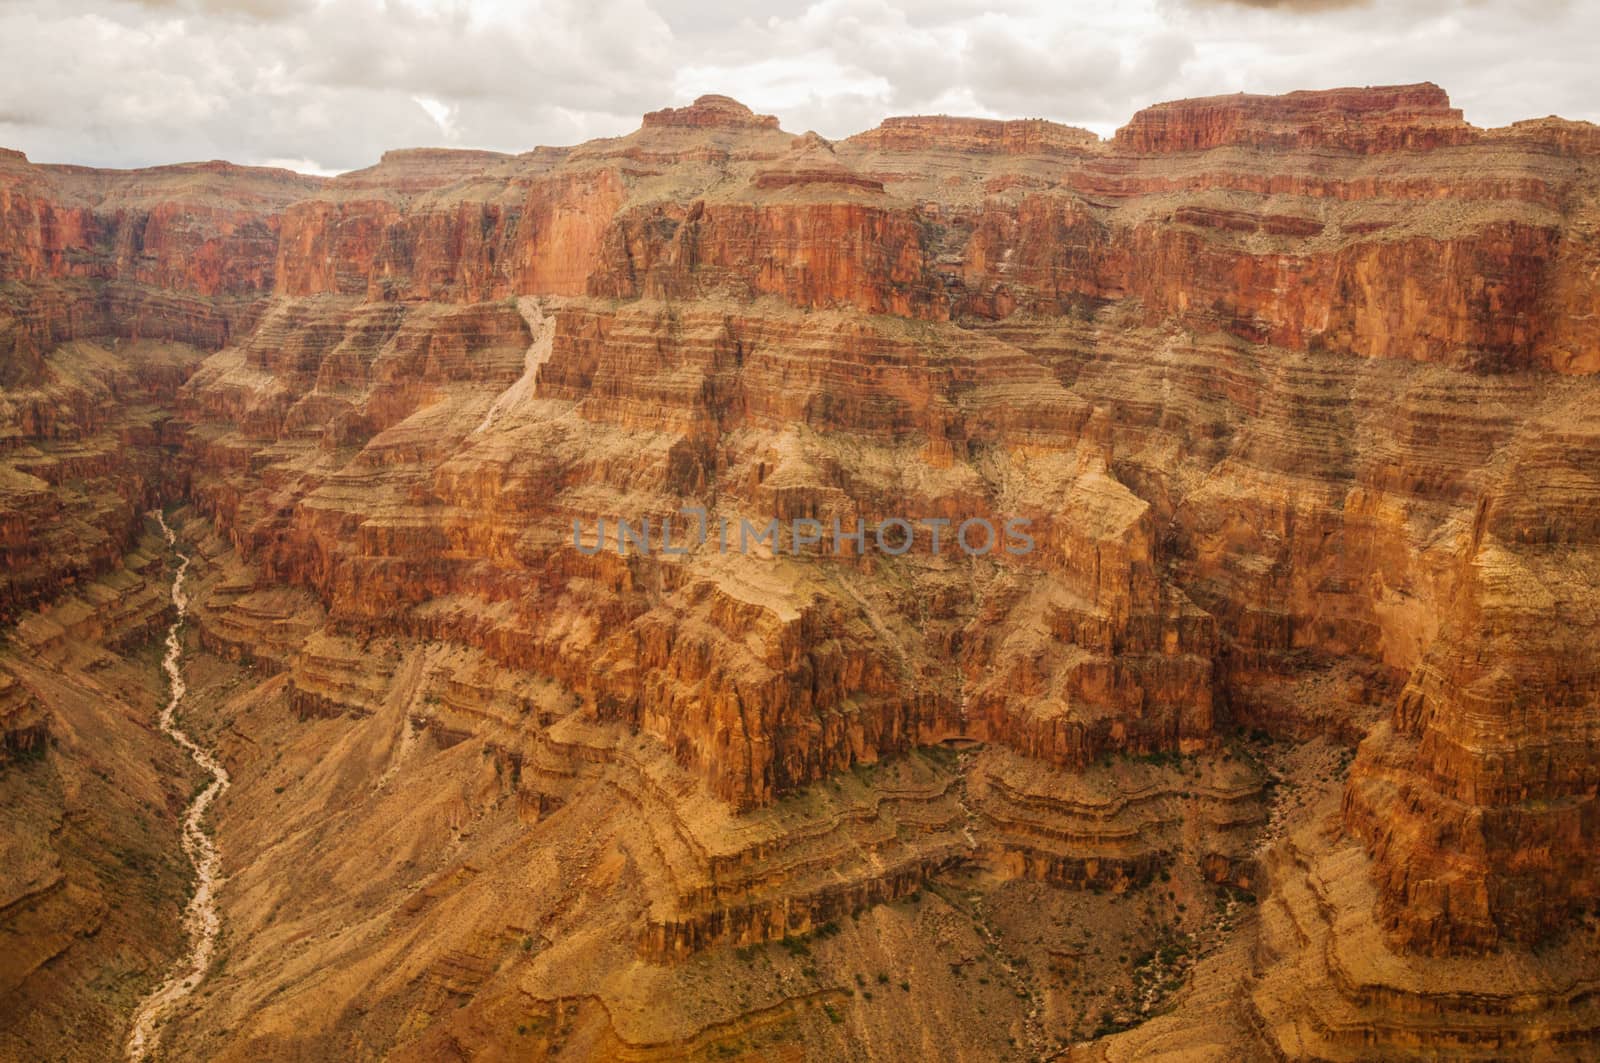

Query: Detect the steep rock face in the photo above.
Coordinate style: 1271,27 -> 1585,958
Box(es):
1345,404 -> 1600,954
7,82 -> 1574,371
0,339 -> 203,622
1112,82 -> 1474,154
0,153 -> 315,293
272,167 -> 626,301
1115,217 -> 1571,370
589,198 -> 944,316
0,150 -> 97,286
963,449 -> 1218,766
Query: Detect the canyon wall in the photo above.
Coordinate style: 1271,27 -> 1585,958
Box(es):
4,84 -> 1600,1059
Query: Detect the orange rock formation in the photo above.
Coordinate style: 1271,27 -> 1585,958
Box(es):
4,84 -> 1600,1060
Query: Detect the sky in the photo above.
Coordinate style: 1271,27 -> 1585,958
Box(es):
0,0 -> 1593,174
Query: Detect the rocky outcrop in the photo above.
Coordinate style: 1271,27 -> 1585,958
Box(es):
642,94 -> 782,132
1112,83 -> 1475,154
1249,819 -> 1600,1060
1343,405 -> 1600,954
847,115 -> 1100,156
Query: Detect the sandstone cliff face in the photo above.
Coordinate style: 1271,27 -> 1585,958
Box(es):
1344,404 -> 1600,954
0,339 -> 203,624
0,153 -> 315,295
1111,82 -> 1475,154
5,83 -> 1600,1060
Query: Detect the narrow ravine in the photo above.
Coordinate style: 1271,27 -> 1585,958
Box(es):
125,512 -> 230,1062
949,750 -> 1047,1058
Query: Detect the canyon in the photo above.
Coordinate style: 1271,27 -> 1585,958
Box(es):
1,83 -> 1598,1060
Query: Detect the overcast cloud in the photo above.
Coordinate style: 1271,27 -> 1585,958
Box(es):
0,0 -> 1592,173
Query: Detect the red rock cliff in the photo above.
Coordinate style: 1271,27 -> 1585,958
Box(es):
5,88 -> 1600,1019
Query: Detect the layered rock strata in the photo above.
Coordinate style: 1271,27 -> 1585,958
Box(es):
2,83 -> 1599,1059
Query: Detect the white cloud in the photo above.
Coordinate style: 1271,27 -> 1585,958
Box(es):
0,0 -> 1594,173
413,95 -> 457,138
257,156 -> 342,176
